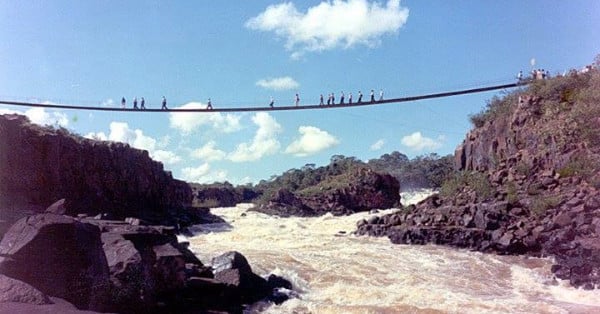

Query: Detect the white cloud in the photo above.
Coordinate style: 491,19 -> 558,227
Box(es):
246,0 -> 409,58
229,112 -> 282,162
401,132 -> 444,151
191,141 -> 227,162
0,107 -> 70,128
370,139 -> 385,151
169,102 -> 242,134
256,76 -> 300,90
85,132 -> 107,141
153,150 -> 182,165
284,126 -> 339,157
180,163 -> 228,184
86,121 -> 181,165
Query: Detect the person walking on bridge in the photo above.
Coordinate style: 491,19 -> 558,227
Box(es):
319,94 -> 324,106
269,96 -> 274,108
140,97 -> 146,110
295,93 -> 300,106
379,89 -> 384,101
348,92 -> 353,104
133,97 -> 139,109
370,90 -> 375,102
207,98 -> 213,110
357,91 -> 363,103
161,96 -> 168,110
121,97 -> 126,109
340,92 -> 345,105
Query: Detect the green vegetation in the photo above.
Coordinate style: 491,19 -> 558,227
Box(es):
468,92 -> 520,128
530,195 -> 561,216
440,171 -> 493,200
557,154 -> 599,180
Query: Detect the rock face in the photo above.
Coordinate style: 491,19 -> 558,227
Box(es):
0,114 -> 192,234
0,274 -> 51,305
0,214 -> 110,311
254,168 -> 400,217
357,70 -> 600,289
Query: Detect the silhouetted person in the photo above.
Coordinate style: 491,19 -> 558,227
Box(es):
140,97 -> 146,109
133,97 -> 138,109
379,89 -> 384,101
269,96 -> 274,108
161,96 -> 168,110
327,93 -> 331,105
331,92 -> 335,105
348,92 -> 353,104
207,98 -> 213,110
319,94 -> 324,106
370,90 -> 375,102
517,70 -> 523,81
121,97 -> 126,109
340,92 -> 345,105
295,93 -> 300,106
358,91 -> 363,103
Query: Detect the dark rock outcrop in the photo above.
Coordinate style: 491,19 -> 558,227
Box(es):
254,168 -> 400,217
0,274 -> 51,305
0,114 -> 193,234
0,214 -> 110,311
0,212 -> 293,312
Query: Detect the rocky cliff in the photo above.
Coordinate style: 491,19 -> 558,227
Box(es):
0,114 -> 193,234
357,68 -> 600,289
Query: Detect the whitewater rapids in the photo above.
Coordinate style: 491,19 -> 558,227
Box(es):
185,191 -> 600,313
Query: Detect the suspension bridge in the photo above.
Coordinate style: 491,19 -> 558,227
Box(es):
0,81 -> 527,113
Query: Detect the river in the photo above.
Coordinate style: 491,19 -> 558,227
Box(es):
185,191 -> 600,313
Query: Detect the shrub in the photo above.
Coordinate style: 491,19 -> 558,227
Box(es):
468,92 -> 519,128
530,195 -> 561,216
440,171 -> 493,200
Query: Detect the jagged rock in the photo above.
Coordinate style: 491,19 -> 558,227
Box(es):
45,198 -> 67,215
0,274 -> 51,305
0,214 -> 110,311
212,251 -> 270,303
98,223 -> 192,312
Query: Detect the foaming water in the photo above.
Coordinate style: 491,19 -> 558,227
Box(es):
185,191 -> 600,313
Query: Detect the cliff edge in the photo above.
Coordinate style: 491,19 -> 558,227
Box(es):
0,114 -> 193,234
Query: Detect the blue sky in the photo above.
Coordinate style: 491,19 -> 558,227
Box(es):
1,1 -> 599,184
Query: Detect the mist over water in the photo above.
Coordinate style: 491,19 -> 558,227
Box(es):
186,191 -> 600,313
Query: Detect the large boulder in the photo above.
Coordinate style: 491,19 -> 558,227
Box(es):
212,251 -> 269,304
0,214 -> 110,311
95,222 -> 192,312
0,274 -> 51,305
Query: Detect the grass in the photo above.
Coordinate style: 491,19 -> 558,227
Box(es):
440,171 -> 493,201
530,195 -> 561,216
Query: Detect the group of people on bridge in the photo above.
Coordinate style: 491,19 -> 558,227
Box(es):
516,69 -> 550,82
270,89 -> 385,108
121,96 -> 168,110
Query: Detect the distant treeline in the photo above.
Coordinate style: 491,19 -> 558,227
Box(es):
189,152 -> 455,207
